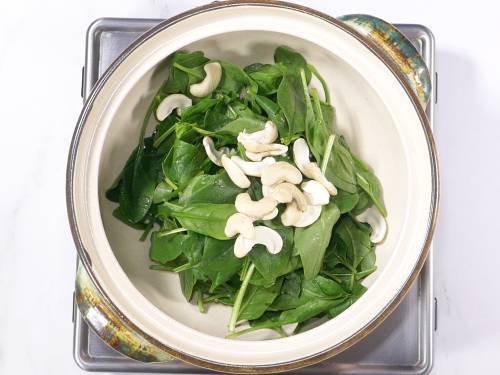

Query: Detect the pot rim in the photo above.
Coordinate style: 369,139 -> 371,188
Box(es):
66,1 -> 439,373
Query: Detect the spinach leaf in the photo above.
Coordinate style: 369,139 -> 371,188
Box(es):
150,230 -> 203,266
180,231 -> 204,266
274,46 -> 311,82
180,98 -> 219,123
153,181 -> 177,204
200,237 -> 242,290
352,190 -> 373,215
332,189 -> 359,213
218,117 -> 265,136
269,272 -> 302,311
149,231 -> 183,263
218,61 -> 258,96
168,203 -> 236,240
249,227 -> 294,282
334,216 -> 373,269
179,172 -> 244,206
179,269 -> 197,301
277,74 -> 306,138
238,279 -> 283,321
254,95 -> 288,141
354,159 -> 387,217
304,88 -> 334,164
245,63 -> 283,95
324,137 -> 357,193
111,207 -> 150,230
294,203 -> 340,280
163,139 -> 208,191
119,139 -> 163,222
164,51 -> 209,95
302,275 -> 347,300
328,281 -> 367,318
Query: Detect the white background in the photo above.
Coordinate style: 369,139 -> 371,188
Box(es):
0,0 -> 498,374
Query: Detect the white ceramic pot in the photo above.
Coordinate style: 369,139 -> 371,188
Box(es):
68,1 -> 438,372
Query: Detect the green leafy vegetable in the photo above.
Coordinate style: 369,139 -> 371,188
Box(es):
107,46 -> 386,338
294,203 -> 340,280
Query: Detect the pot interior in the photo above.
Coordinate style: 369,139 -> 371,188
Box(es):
99,29 -> 408,339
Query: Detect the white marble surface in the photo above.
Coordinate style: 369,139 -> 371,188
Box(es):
0,0 -> 499,374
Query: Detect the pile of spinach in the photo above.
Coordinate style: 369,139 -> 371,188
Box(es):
107,47 -> 386,337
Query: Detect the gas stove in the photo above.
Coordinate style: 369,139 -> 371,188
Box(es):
73,17 -> 437,375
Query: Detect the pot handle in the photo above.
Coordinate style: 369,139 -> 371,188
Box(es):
75,263 -> 173,363
338,14 -> 431,110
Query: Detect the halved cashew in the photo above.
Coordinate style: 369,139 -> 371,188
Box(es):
293,138 -> 337,196
230,156 -> 275,177
281,201 -> 301,226
261,162 -> 302,186
190,62 -> 222,97
302,163 -> 337,195
293,138 -> 311,168
301,180 -> 330,206
264,183 -> 308,211
234,226 -> 283,258
240,140 -> 288,154
237,121 -> 278,145
235,193 -> 277,219
224,213 -> 255,239
221,155 -> 250,189
246,148 -> 288,161
356,206 -> 388,244
203,136 -> 229,166
294,205 -> 322,227
156,94 -> 192,121
262,208 -> 279,221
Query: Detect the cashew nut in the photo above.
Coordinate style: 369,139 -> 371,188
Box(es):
281,201 -> 301,227
224,213 -> 255,239
203,136 -> 229,166
190,62 -> 222,97
261,162 -> 303,186
293,138 -> 337,196
263,183 -> 308,211
235,193 -> 277,219
294,204 -> 322,227
262,208 -> 279,221
237,121 -> 278,145
234,226 -> 283,258
293,138 -> 311,168
230,156 -> 275,177
155,94 -> 192,121
281,200 -> 322,228
246,148 -> 288,161
221,155 -> 251,189
301,180 -> 330,206
356,206 -> 388,244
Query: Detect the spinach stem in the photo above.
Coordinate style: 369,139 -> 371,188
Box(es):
163,175 -> 178,191
227,104 -> 238,118
172,62 -> 204,79
273,327 -> 288,337
197,290 -> 206,313
226,320 -> 276,339
310,88 -> 324,123
153,124 -> 176,148
157,227 -> 187,238
321,134 -> 336,174
240,257 -> 250,281
300,68 -> 314,117
173,263 -> 194,273
139,221 -> 154,241
308,63 -> 331,104
229,263 -> 255,332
